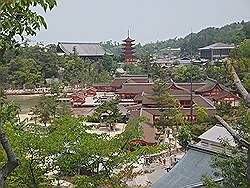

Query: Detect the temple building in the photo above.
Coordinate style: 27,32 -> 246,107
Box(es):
199,43 -> 235,60
92,75 -> 151,92
151,125 -> 236,188
92,75 -> 241,145
57,42 -> 110,61
122,31 -> 136,63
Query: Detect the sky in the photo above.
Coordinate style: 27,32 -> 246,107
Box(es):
31,0 -> 250,45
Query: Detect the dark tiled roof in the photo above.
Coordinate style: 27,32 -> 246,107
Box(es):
192,95 -> 215,109
126,104 -> 143,111
57,42 -> 106,56
151,145 -> 219,188
142,108 -> 161,116
176,83 -> 206,91
116,83 -> 154,94
169,82 -> 191,95
142,96 -> 157,105
208,90 -> 240,101
129,110 -> 141,118
195,79 -> 217,93
110,77 -> 149,88
134,93 -> 144,102
120,75 -> 148,79
142,94 -> 215,109
194,78 -> 232,93
127,78 -> 149,83
92,82 -> 111,87
110,78 -> 128,88
141,108 -> 203,116
141,122 -> 157,144
123,37 -> 135,43
198,43 -> 235,50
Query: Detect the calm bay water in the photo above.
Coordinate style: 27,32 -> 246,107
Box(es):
7,95 -> 93,115
7,95 -> 41,114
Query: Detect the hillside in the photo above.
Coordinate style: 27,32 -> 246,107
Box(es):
102,20 -> 250,59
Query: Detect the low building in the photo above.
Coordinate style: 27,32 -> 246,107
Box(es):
197,125 -> 236,150
57,42 -> 109,60
139,94 -> 216,124
199,43 -> 235,60
151,125 -> 235,188
150,144 -> 222,188
92,75 -> 151,92
194,78 -> 240,107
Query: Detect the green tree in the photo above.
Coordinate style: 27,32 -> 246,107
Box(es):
152,81 -> 183,130
8,57 -> 43,89
99,54 -> 115,73
94,98 -> 123,131
50,82 -> 64,96
204,143 -> 248,188
175,124 -> 192,150
0,87 -> 20,186
4,123 -> 53,187
31,95 -> 58,126
0,0 -> 57,186
0,0 -> 57,58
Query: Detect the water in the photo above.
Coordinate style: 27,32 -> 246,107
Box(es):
7,95 -> 40,114
7,95 -> 94,116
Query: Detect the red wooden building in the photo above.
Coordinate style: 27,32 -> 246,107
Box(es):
70,95 -> 85,107
194,78 -> 240,107
92,75 -> 150,92
122,31 -> 136,63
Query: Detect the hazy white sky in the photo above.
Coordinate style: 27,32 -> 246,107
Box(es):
31,0 -> 250,44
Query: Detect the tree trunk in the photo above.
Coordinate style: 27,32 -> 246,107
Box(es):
0,128 -> 20,187
230,64 -> 250,107
248,144 -> 250,188
215,115 -> 250,186
228,63 -> 250,186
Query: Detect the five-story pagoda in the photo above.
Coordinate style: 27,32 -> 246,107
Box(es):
122,31 -> 136,63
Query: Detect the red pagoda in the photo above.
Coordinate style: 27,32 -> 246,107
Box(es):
122,31 -> 136,63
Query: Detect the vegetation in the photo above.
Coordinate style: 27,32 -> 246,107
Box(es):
1,22 -> 249,90
94,98 -> 123,130
0,114 -> 170,187
0,1 -> 249,187
203,40 -> 250,187
0,45 -> 114,89
103,21 -> 250,59
0,0 -> 57,186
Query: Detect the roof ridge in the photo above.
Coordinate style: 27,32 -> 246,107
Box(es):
58,42 -> 101,45
199,95 -> 216,108
206,77 -> 218,83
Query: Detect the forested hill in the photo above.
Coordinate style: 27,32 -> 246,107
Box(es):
102,20 -> 250,59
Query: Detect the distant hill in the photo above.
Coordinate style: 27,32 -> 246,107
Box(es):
102,20 -> 250,59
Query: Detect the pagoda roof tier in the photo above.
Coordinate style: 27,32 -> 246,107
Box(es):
123,48 -> 135,50
123,53 -> 134,56
123,37 -> 135,42
123,47 -> 135,50
123,44 -> 135,47
123,51 -> 135,54
122,43 -> 135,46
124,53 -> 134,56
123,50 -> 135,52
124,55 -> 136,59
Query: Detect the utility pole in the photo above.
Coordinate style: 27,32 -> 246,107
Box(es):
190,29 -> 194,124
